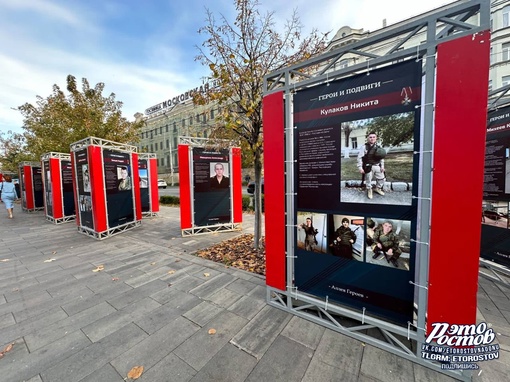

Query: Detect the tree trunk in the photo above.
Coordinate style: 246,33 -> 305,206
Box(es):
253,148 -> 263,249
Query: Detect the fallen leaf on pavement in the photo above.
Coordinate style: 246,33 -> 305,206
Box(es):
208,328 -> 216,335
0,259 -> 10,262
92,265 -> 105,272
127,365 -> 144,379
0,342 -> 15,358
52,251 -> 57,255
167,270 -> 176,275
203,272 -> 210,277
112,277 -> 119,281
150,262 -> 156,265
44,258 -> 56,263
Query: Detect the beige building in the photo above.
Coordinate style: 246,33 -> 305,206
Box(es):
135,82 -> 220,180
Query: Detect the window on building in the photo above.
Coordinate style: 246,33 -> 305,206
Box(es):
167,155 -> 170,167
351,137 -> 358,149
488,80 -> 492,93
502,75 -> 510,87
189,116 -> 193,125
210,109 -> 214,119
150,143 -> 154,152
160,126 -> 163,134
196,114 -> 200,122
166,125 -> 169,133
202,113 -> 206,123
204,130 -> 208,138
166,139 -> 169,149
154,128 -> 157,136
503,43 -> 510,61
490,47 -> 493,65
182,119 -> 185,128
173,122 -> 177,132
174,137 -> 178,149
160,141 -> 163,150
504,6 -> 510,27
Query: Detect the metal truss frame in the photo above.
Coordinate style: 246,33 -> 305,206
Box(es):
46,215 -> 75,224
70,137 -> 137,153
479,259 -> 510,288
77,220 -> 142,240
181,222 -> 242,236
138,152 -> 159,218
263,1 -> 489,381
40,152 -> 71,161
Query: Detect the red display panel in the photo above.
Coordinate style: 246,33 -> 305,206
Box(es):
178,144 -> 192,229
428,31 -> 490,330
89,146 -> 107,232
23,165 -> 34,210
50,158 -> 63,219
149,157 -> 159,213
263,91 -> 286,291
232,147 -> 243,223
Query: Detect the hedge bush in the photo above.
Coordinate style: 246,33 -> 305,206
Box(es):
160,195 -> 180,205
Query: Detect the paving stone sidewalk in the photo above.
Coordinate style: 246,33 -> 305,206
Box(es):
0,206 -> 508,381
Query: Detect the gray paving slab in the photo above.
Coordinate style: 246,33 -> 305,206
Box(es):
106,279 -> 168,309
230,304 -> 292,360
245,335 -> 313,382
40,323 -> 147,382
281,315 -> 325,350
81,297 -> 160,342
134,294 -> 202,334
183,300 -> 224,326
174,310 -> 248,370
227,295 -> 266,320
110,316 -> 200,377
78,363 -> 125,382
190,342 -> 258,382
0,330 -> 91,382
360,344 -> 415,382
137,352 -> 197,382
189,273 -> 236,299
24,301 -> 116,352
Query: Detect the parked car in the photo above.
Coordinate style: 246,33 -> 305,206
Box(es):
247,178 -> 264,194
157,179 -> 167,189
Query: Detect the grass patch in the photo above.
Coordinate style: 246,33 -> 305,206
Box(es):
341,152 -> 413,182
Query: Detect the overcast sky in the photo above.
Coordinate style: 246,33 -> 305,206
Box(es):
0,0 -> 456,134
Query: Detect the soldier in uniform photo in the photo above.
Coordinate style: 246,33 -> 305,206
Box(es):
357,131 -> 386,199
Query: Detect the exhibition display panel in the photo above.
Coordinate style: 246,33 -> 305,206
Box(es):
19,161 -> 44,212
178,137 -> 243,236
262,1 -> 490,380
138,153 -> 159,217
41,152 -> 76,224
70,137 -> 142,240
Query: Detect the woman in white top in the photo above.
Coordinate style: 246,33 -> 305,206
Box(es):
1,175 -> 19,218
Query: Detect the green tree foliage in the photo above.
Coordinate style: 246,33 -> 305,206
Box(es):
13,75 -> 142,161
364,112 -> 415,147
0,131 -> 32,172
195,0 -> 328,247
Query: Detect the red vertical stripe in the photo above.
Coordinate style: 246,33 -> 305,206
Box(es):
263,91 -> 286,291
24,165 -> 34,210
178,145 -> 192,229
149,157 -> 159,213
428,31 -> 490,330
89,146 -> 106,232
132,153 -> 142,221
50,158 -> 63,219
232,147 -> 243,223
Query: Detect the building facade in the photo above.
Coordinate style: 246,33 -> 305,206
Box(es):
137,1 -> 507,171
